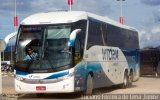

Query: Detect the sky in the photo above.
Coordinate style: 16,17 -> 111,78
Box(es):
0,0 -> 160,48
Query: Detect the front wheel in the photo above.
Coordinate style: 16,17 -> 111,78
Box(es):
85,74 -> 93,95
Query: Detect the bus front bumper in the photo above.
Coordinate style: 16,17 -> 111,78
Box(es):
15,75 -> 75,93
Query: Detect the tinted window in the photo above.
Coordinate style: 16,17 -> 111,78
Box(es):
87,19 -> 104,49
72,20 -> 87,50
106,24 -> 139,49
107,24 -> 123,48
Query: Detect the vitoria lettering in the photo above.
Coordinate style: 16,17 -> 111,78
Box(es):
102,48 -> 119,60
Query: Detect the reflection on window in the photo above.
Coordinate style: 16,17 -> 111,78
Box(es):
43,25 -> 72,69
47,25 -> 70,39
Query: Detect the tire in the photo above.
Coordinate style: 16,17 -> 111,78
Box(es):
17,93 -> 22,98
128,71 -> 133,86
157,62 -> 160,76
120,71 -> 129,89
85,74 -> 93,95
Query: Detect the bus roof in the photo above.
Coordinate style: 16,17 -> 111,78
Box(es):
21,11 -> 137,31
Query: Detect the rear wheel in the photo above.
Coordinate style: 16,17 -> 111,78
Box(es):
157,62 -> 160,77
85,74 -> 93,95
120,71 -> 129,89
129,71 -> 133,86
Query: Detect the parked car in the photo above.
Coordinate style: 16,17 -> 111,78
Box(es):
1,62 -> 14,72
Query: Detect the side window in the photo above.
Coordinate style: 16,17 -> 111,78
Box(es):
72,20 -> 87,53
87,20 -> 103,49
107,24 -> 122,48
71,20 -> 87,63
74,39 -> 81,64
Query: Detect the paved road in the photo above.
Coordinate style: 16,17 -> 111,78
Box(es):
1,74 -> 160,100
2,73 -> 16,95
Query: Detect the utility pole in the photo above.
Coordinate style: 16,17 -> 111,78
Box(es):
117,0 -> 125,24
68,0 -> 73,11
12,0 -> 18,64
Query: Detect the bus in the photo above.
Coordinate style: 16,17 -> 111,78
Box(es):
15,11 -> 140,95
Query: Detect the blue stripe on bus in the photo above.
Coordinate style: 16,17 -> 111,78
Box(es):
45,70 -> 69,79
16,70 -> 69,79
16,70 -> 29,76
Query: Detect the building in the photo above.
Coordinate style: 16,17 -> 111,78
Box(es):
140,48 -> 160,76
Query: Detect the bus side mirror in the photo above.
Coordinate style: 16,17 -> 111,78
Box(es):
68,29 -> 81,47
0,39 -> 6,52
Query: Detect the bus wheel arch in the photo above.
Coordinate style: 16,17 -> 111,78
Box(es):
85,71 -> 94,95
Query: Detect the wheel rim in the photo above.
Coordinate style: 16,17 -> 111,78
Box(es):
123,72 -> 129,88
124,74 -> 127,86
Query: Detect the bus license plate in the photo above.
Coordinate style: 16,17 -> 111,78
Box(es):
36,86 -> 46,91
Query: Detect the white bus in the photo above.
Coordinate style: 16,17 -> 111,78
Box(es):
15,11 -> 140,95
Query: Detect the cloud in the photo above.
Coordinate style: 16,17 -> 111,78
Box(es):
141,0 -> 160,6
138,9 -> 160,48
0,0 -> 32,16
0,0 -> 14,14
22,0 -> 111,17
153,11 -> 160,23
151,26 -> 160,33
0,0 -> 112,16
73,0 -> 112,15
0,0 -> 112,38
0,0 -> 159,48
139,24 -> 160,48
29,0 -> 67,12
30,0 -> 112,15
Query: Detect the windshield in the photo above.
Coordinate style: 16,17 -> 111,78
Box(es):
16,25 -> 72,73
